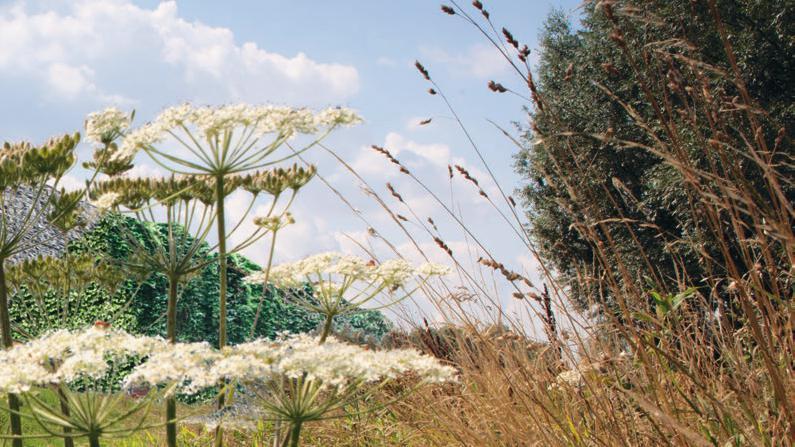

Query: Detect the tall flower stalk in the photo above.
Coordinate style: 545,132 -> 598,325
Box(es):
89,175 -> 216,447
113,103 -> 361,349
107,103 -> 360,445
85,103 -> 356,445
0,132 -> 100,446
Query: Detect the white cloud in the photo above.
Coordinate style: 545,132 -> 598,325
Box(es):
376,56 -> 397,67
419,43 -> 509,79
46,63 -> 94,99
384,132 -> 451,168
0,0 -> 359,104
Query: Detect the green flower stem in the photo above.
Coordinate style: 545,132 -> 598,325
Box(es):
215,175 -> 228,350
289,421 -> 303,447
0,262 -> 23,447
214,175 -> 228,447
318,314 -> 335,345
166,275 -> 178,447
88,435 -> 101,447
57,388 -> 75,447
249,230 -> 278,339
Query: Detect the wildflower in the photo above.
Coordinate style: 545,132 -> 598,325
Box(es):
314,107 -> 363,127
244,253 -> 450,341
125,334 -> 457,393
90,191 -> 120,210
97,103 -> 361,162
85,107 -> 130,144
115,122 -> 163,161
0,327 -> 166,394
253,212 -> 295,232
417,262 -> 452,276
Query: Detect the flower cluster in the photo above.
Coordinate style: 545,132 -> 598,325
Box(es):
111,103 -> 362,161
124,334 -> 456,394
0,326 -> 166,394
90,191 -> 120,210
243,253 -> 450,321
253,212 -> 295,232
84,107 -> 131,144
247,252 -> 450,290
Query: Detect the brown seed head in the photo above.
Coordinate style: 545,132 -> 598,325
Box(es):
488,80 -> 507,93
502,28 -> 518,48
414,61 -> 431,81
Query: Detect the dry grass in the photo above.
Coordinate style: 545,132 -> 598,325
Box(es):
296,1 -> 793,446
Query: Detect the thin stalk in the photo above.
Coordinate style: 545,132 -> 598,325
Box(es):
215,175 -> 229,349
214,175 -> 228,447
318,314 -> 334,344
166,276 -> 178,447
57,388 -> 75,447
249,231 -> 279,339
0,262 -> 23,447
289,421 -> 303,447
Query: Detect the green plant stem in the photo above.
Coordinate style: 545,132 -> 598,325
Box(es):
57,388 -> 75,447
289,421 -> 303,447
249,230 -> 278,339
166,276 -> 178,447
214,175 -> 228,447
318,314 -> 334,344
215,176 -> 228,349
88,434 -> 101,447
0,262 -> 23,447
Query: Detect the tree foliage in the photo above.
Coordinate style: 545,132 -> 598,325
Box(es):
516,0 -> 793,311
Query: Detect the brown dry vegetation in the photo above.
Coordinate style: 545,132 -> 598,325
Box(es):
291,1 -> 793,446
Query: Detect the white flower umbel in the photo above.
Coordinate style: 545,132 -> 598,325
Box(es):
88,103 -> 362,360
244,253 -> 450,342
0,327 -> 172,447
126,334 -> 456,446
90,191 -> 120,210
109,103 -> 362,167
85,107 -> 131,144
126,334 -> 456,394
0,326 -> 167,393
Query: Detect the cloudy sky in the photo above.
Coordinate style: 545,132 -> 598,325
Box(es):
0,0 -> 582,328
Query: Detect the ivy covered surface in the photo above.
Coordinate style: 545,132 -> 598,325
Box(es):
10,212 -> 391,345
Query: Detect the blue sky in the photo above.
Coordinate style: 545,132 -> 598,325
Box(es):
0,0 -> 583,327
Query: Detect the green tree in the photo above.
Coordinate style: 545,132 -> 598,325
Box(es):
515,1 -> 793,312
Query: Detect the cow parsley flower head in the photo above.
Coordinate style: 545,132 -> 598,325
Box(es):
85,107 -> 131,144
0,326 -> 167,394
417,262 -> 453,276
244,253 -> 450,325
124,334 -> 456,394
90,191 -> 120,210
315,107 -> 363,127
123,342 -> 222,395
115,122 -> 164,161
374,259 -> 415,286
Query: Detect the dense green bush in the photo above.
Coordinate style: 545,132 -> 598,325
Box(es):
11,212 -> 391,344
